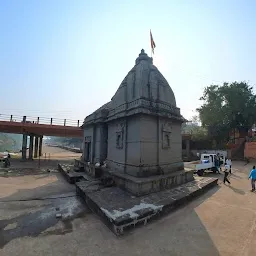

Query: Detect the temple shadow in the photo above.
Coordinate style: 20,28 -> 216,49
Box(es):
118,186 -> 221,256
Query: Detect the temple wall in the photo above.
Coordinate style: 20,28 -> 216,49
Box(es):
139,116 -> 183,176
106,119 -> 126,172
159,118 -> 182,162
125,116 -> 142,175
83,126 -> 94,162
106,114 -> 183,177
94,125 -> 101,163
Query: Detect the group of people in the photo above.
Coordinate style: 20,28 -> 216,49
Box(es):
212,154 -> 232,184
217,156 -> 256,192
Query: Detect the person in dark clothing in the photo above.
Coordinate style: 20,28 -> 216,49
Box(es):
223,164 -> 231,184
214,156 -> 220,174
3,157 -> 10,167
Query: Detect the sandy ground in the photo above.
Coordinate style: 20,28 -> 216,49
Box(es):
40,144 -> 82,160
1,154 -> 256,255
1,145 -> 82,170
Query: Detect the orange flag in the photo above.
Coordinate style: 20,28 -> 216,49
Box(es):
150,30 -> 156,54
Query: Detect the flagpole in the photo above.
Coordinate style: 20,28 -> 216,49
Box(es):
150,29 -> 152,58
150,29 -> 155,59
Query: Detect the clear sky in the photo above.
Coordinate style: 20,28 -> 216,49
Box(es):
0,0 -> 255,122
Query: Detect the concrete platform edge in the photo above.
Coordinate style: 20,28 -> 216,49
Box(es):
76,177 -> 218,235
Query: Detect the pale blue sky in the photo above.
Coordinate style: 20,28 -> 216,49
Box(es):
0,0 -> 255,122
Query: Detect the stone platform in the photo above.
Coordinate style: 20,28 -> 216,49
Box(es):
110,169 -> 194,196
75,176 -> 218,235
58,164 -> 96,184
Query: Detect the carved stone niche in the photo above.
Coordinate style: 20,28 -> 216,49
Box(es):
85,136 -> 92,143
116,122 -> 125,149
162,122 -> 172,149
84,136 -> 92,162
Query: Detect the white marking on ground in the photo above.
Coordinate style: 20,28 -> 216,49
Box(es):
4,222 -> 17,230
101,203 -> 163,221
39,209 -> 55,220
61,199 -> 81,218
39,199 -> 81,220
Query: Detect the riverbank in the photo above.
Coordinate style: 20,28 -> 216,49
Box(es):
46,144 -> 82,153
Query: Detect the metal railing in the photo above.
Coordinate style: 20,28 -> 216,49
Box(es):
0,113 -> 83,127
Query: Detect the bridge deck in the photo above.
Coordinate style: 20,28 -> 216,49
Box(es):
0,114 -> 83,137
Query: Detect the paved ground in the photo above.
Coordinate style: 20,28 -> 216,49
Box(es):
0,160 -> 256,256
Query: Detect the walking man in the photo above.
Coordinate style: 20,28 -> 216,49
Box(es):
226,158 -> 232,174
248,166 -> 256,192
223,164 -> 231,184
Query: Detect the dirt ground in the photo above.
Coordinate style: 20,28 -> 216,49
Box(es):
2,144 -> 82,170
1,151 -> 256,255
40,144 -> 82,160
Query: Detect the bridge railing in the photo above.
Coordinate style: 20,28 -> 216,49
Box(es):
0,114 -> 83,127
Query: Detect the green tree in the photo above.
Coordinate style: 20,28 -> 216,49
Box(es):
182,115 -> 207,141
0,133 -> 22,152
197,82 -> 256,144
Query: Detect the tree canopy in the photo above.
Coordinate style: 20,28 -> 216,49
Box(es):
197,81 -> 256,143
0,133 -> 22,152
182,115 -> 208,141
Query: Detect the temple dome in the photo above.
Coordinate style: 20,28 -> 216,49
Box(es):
83,49 -> 183,125
111,49 -> 176,108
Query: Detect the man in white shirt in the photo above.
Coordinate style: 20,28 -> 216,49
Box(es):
226,158 -> 232,174
224,164 -> 231,184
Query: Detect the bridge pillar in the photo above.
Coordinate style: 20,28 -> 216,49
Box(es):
39,136 -> 43,157
29,135 -> 34,160
22,134 -> 27,160
34,136 -> 39,158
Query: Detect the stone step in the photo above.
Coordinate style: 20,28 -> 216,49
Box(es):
58,163 -> 96,184
76,176 -> 218,235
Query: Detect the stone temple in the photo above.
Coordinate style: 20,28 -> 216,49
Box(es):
81,49 -> 194,196
62,49 -> 218,234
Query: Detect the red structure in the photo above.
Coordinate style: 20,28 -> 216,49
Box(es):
0,114 -> 83,137
0,114 -> 83,160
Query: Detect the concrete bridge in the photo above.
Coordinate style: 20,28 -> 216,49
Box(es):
0,114 -> 83,161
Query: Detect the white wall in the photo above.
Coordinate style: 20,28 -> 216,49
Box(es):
191,149 -> 228,157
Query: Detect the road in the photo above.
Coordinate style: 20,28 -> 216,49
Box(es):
0,159 -> 256,256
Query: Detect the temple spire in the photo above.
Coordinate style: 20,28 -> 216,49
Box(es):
135,49 -> 153,65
